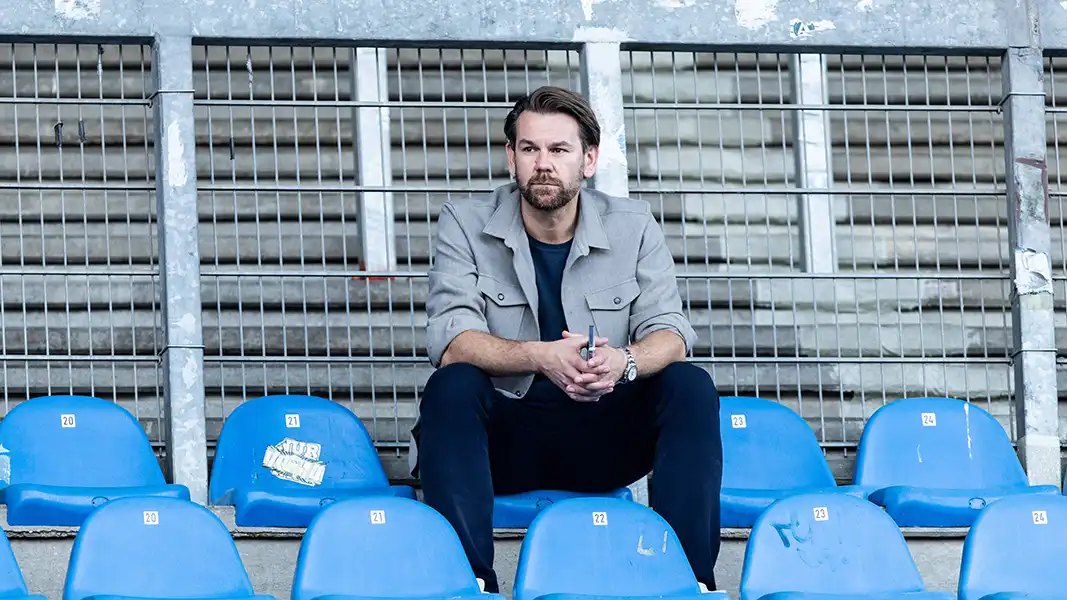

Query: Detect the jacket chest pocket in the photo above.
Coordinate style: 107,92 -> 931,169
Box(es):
477,275 -> 527,340
585,278 -> 641,347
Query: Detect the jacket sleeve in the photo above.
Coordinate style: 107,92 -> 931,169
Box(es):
629,211 -> 697,354
425,203 -> 490,367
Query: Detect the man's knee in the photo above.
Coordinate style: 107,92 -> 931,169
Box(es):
654,361 -> 720,418
419,362 -> 495,425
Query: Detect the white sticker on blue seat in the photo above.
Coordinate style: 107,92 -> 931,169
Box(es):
285,414 -> 300,428
592,511 -> 608,526
730,414 -> 747,428
61,414 -> 76,428
370,510 -> 386,524
813,506 -> 829,521
262,437 -> 325,486
1033,510 -> 1048,525
921,412 -> 936,427
143,511 -> 159,525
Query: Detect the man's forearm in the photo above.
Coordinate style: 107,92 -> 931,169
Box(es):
629,329 -> 688,378
439,330 -> 542,376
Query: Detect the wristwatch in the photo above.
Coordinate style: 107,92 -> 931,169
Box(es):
618,347 -> 637,384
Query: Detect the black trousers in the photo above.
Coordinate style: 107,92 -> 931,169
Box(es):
414,361 -> 723,593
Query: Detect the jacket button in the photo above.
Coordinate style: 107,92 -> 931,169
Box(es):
498,293 -> 505,301
614,297 -> 621,304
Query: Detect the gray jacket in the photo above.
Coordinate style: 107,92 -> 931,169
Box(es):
408,182 -> 697,476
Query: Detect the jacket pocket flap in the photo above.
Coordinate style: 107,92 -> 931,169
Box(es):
477,275 -> 527,307
585,278 -> 641,310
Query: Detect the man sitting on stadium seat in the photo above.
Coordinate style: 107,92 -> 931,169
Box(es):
409,85 -> 723,593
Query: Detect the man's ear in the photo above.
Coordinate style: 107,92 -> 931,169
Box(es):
582,145 -> 600,179
506,142 -> 516,178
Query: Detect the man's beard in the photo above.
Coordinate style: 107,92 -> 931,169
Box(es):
517,172 -> 582,213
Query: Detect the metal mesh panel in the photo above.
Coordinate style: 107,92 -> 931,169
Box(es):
0,43 -> 163,442
625,51 -> 1012,457
1046,56 -> 1067,438
193,46 -> 579,468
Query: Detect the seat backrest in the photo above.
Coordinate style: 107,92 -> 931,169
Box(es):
739,492 -> 925,600
0,395 -> 164,488
63,496 -> 256,600
513,498 -> 700,600
0,529 -> 33,598
720,396 -> 835,490
293,496 -> 480,600
209,395 -> 388,504
853,397 -> 1025,489
958,494 -> 1067,600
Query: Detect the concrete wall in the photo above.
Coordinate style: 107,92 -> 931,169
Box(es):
3,506 -> 965,600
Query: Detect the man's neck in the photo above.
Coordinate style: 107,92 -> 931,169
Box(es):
522,193 -> 580,245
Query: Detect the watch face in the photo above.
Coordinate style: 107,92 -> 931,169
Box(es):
626,365 -> 637,381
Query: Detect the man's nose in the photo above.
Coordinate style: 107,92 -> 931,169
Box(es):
533,151 -> 553,170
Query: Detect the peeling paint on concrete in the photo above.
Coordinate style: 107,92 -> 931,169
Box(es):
1013,249 -> 1053,296
735,0 -> 778,29
789,18 -> 837,37
182,355 -> 199,388
166,121 -> 188,188
656,0 -> 696,8
580,0 -> 615,20
55,0 -> 100,20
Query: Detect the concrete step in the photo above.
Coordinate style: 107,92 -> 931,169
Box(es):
0,106 -> 1012,150
0,141 -> 1018,185
0,59 -> 1007,106
0,272 -> 1029,313
0,303 -> 1033,356
0,181 -> 1024,228
0,359 -> 1039,431
0,218 -> 1032,269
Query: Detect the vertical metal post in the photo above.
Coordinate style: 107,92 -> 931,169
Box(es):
790,54 -> 837,273
1003,9 -> 1060,486
351,47 -> 397,273
580,42 -> 649,506
153,35 -> 208,504
580,42 -> 629,199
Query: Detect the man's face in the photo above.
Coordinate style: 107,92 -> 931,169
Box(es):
507,111 -> 599,213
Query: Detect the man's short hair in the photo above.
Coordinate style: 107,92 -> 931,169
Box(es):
503,86 -> 601,152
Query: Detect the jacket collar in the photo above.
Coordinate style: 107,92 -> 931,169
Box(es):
482,182 -> 612,253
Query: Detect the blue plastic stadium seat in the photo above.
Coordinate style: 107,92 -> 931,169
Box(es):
740,492 -> 953,600
209,395 -> 415,527
958,494 -> 1067,600
719,396 -> 866,527
513,497 -> 722,600
62,496 -> 275,600
0,395 -> 189,526
853,397 -> 1058,527
494,488 -> 632,529
0,527 -> 45,600
293,496 -> 505,600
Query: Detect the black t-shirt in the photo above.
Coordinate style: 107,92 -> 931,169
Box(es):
528,236 -> 573,397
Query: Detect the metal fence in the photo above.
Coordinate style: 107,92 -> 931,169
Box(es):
0,0 -> 1061,502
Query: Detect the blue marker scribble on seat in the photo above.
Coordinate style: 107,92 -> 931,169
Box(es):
740,492 -> 954,600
